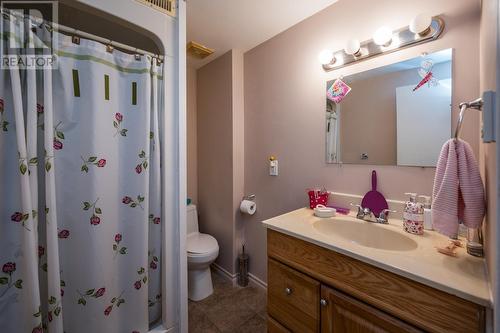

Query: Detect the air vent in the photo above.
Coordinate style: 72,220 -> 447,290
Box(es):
187,41 -> 214,59
135,0 -> 176,17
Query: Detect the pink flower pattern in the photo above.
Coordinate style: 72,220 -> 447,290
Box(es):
148,251 -> 159,271
135,150 -> 148,174
1,88 -> 162,326
0,261 -> 23,298
10,211 -> 31,231
113,113 -> 128,137
0,98 -> 8,132
83,198 -> 103,226
134,267 -> 147,290
113,234 -> 127,258
58,229 -> 70,239
81,155 -> 107,173
148,214 -> 160,225
77,287 -> 106,306
104,291 -> 125,316
53,121 -> 65,150
122,195 -> 145,210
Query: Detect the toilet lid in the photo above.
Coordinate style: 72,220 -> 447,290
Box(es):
187,233 -> 218,254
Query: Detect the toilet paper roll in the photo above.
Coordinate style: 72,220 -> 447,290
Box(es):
240,200 -> 256,215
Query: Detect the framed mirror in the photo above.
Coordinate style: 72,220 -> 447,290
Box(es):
326,48 -> 452,167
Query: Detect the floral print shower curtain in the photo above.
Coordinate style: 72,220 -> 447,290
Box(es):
0,13 -> 163,333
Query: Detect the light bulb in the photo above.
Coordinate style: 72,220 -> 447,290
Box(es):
410,13 -> 432,36
344,39 -> 361,56
373,26 -> 393,46
318,50 -> 334,65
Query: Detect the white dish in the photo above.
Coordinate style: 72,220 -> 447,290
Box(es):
313,204 -> 336,218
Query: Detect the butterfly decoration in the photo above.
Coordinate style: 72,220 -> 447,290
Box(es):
413,59 -> 440,91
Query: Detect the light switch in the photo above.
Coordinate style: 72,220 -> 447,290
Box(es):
269,156 -> 278,176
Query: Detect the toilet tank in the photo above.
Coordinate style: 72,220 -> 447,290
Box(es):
186,204 -> 199,235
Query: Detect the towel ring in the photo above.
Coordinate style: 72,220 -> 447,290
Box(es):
454,98 -> 483,141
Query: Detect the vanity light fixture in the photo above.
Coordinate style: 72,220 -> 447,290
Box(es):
410,13 -> 432,36
318,49 -> 335,65
344,39 -> 362,57
373,26 -> 393,47
321,15 -> 444,72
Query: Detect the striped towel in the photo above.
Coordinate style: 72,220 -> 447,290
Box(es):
432,139 -> 485,238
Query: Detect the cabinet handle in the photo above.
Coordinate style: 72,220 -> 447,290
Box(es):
285,287 -> 292,295
320,299 -> 328,307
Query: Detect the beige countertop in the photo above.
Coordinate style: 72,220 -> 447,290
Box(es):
262,207 -> 492,307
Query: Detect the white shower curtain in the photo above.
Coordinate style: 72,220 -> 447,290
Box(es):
0,13 -> 163,333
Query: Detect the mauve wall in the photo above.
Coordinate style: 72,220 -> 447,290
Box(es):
187,66 -> 197,203
243,0 -> 481,282
197,51 -> 235,272
479,0 -> 498,327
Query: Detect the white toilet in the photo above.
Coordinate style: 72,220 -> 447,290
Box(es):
187,204 -> 219,301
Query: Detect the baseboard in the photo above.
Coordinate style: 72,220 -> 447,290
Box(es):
211,262 -> 238,285
211,263 -> 267,291
248,272 -> 267,291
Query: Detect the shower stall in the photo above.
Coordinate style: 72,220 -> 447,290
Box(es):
0,0 -> 187,332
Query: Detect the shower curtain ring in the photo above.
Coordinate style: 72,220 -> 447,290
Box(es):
106,41 -> 114,53
134,50 -> 142,61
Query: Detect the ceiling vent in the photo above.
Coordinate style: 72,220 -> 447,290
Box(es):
187,41 -> 214,59
135,0 -> 176,17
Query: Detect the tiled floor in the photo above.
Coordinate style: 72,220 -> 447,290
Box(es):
188,271 -> 267,332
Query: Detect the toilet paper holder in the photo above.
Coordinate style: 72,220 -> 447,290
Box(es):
243,194 -> 256,201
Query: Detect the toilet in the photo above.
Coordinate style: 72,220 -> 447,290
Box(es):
187,204 -> 219,301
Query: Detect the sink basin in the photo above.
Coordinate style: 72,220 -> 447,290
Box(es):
313,219 -> 418,251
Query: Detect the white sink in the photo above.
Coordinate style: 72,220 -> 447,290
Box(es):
313,219 -> 418,251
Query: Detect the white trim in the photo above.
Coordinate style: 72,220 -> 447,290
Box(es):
212,262 -> 238,284
211,263 -> 268,292
248,272 -> 268,292
175,1 -> 188,332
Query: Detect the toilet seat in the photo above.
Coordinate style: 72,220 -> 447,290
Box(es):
187,233 -> 218,255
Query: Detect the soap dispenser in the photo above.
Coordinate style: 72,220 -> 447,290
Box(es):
419,195 -> 432,230
403,193 -> 424,235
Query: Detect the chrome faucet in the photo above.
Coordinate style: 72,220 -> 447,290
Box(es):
351,204 -> 395,224
376,209 -> 396,224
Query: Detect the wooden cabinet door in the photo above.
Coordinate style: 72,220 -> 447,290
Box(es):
268,316 -> 291,333
320,285 -> 423,333
268,258 -> 320,333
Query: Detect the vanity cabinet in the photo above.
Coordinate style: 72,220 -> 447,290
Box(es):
267,229 -> 485,333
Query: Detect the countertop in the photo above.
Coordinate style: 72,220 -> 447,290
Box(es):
262,208 -> 492,307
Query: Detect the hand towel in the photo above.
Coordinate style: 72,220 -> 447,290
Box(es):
432,139 -> 485,238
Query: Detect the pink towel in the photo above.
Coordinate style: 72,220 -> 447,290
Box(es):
432,139 -> 485,238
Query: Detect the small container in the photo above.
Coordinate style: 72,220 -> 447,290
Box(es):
238,246 -> 249,287
314,204 -> 336,218
307,188 -> 329,209
403,193 -> 424,235
466,228 -> 484,257
419,195 -> 432,230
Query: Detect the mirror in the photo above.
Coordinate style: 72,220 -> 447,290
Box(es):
326,49 -> 452,167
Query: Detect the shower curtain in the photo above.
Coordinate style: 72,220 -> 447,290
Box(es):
0,13 -> 163,333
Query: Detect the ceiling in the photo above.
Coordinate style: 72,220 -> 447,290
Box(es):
187,0 -> 338,68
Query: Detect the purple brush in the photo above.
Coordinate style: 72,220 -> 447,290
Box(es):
327,205 -> 350,215
361,170 -> 388,217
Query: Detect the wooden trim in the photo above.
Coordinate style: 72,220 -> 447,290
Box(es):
268,229 -> 485,333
